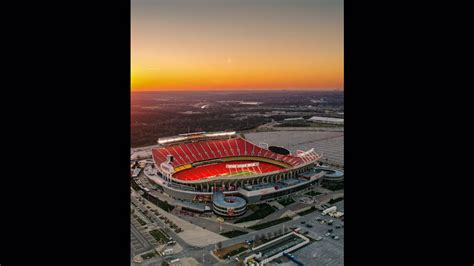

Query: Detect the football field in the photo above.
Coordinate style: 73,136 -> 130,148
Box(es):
219,170 -> 256,177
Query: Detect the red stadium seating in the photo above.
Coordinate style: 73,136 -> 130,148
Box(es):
173,160 -> 282,181
152,137 -> 307,172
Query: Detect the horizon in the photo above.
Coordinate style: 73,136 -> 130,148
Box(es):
131,88 -> 343,93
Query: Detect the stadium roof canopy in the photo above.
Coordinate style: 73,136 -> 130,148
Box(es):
307,116 -> 344,124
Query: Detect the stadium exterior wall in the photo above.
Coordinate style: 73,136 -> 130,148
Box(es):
142,167 -> 323,204
168,163 -> 317,191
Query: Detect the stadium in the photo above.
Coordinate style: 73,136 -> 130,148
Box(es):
137,131 -> 334,217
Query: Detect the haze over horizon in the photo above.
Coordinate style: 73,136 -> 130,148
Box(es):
131,88 -> 343,93
132,0 -> 343,91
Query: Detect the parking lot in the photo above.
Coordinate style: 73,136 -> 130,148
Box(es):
245,130 -> 344,167
290,202 -> 344,265
131,220 -> 154,256
131,206 -> 158,257
131,231 -> 146,256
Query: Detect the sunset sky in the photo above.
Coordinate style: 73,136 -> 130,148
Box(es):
131,0 -> 343,91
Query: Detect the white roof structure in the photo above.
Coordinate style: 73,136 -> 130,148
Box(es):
308,116 -> 344,124
284,117 -> 304,121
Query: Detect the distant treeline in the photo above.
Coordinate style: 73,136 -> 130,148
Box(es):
131,91 -> 344,148
131,112 -> 270,147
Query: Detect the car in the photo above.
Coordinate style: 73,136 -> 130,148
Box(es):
306,224 -> 313,228
325,232 -> 331,237
301,221 -> 306,224
316,218 -> 322,221
333,235 -> 340,240
328,229 -> 333,233
335,225 -> 341,229
315,236 -> 323,241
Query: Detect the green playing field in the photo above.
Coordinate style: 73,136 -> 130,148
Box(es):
219,170 -> 256,177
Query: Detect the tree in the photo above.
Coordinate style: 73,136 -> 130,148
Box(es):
277,228 -> 283,236
267,232 -> 273,239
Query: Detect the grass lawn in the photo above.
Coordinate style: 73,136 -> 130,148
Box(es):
220,230 -> 249,238
149,229 -> 170,243
214,243 -> 248,259
235,203 -> 275,223
156,198 -> 174,212
323,182 -> 344,191
329,197 -> 344,204
277,197 -> 295,207
305,191 -> 322,196
224,247 -> 248,259
141,252 -> 155,260
248,216 -> 292,230
136,217 -> 147,226
247,204 -> 258,211
221,171 -> 255,177
297,206 -> 318,216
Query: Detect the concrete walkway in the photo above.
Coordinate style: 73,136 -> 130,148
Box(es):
314,190 -> 344,206
269,201 -> 285,210
258,203 -> 308,224
176,211 -> 254,234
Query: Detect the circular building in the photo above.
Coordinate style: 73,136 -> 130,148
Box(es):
212,192 -> 246,217
316,167 -> 344,182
